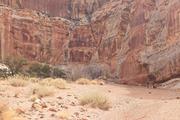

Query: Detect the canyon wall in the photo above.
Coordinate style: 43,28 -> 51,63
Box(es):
0,7 -> 71,64
0,0 -> 110,21
0,0 -> 179,85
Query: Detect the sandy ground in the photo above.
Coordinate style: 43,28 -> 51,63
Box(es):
0,80 -> 180,120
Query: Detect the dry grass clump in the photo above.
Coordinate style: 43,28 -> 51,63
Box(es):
9,79 -> 27,87
56,111 -> 69,120
1,109 -> 22,120
0,102 -> 23,120
75,78 -> 91,85
90,80 -> 105,85
76,78 -> 105,86
80,92 -> 111,110
90,80 -> 98,85
31,84 -> 54,98
50,79 -> 67,89
8,76 -> 28,87
29,77 -> 39,83
38,78 -> 52,86
39,78 -> 67,89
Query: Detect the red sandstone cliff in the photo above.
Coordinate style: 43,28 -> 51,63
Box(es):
0,0 -> 179,85
0,0 -> 110,21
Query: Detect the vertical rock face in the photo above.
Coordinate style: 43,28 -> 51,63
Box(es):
117,0 -> 180,84
0,0 -> 110,20
0,0 -> 179,85
0,7 -> 71,64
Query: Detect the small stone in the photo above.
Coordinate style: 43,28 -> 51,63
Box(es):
80,108 -> 87,112
61,105 -> 68,109
67,94 -> 72,97
58,102 -> 63,105
50,103 -> 55,106
70,102 -> 76,106
176,97 -> 180,99
49,108 -> 57,112
32,103 -> 42,111
57,96 -> 63,99
32,99 -> 47,111
14,93 -> 19,98
74,112 -> 79,117
81,118 -> 88,120
98,81 -> 105,85
30,95 -> 39,102
16,108 -> 25,114
74,96 -> 78,99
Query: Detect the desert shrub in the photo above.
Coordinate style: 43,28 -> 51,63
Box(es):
83,64 -> 105,79
28,63 -> 51,78
31,84 -> 54,98
8,76 -> 28,87
80,92 -> 111,110
28,63 -> 71,79
1,109 -> 18,120
50,78 -> 67,89
3,57 -> 27,75
91,80 -> 98,85
0,102 -> 23,120
39,78 -> 67,89
29,77 -> 40,83
70,66 -> 84,80
70,64 -> 109,80
52,67 -> 67,79
76,78 -> 105,85
93,79 -> 105,85
9,79 -> 27,87
76,78 -> 91,85
38,78 -> 52,86
90,79 -> 105,85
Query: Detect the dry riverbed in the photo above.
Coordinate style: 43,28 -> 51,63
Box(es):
0,77 -> 180,120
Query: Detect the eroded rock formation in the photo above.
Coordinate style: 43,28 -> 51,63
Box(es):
0,0 -> 110,21
0,7 -> 71,64
0,0 -> 179,85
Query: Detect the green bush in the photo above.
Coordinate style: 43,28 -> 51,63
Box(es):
28,62 -> 72,79
52,67 -> 67,79
28,63 -> 51,78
